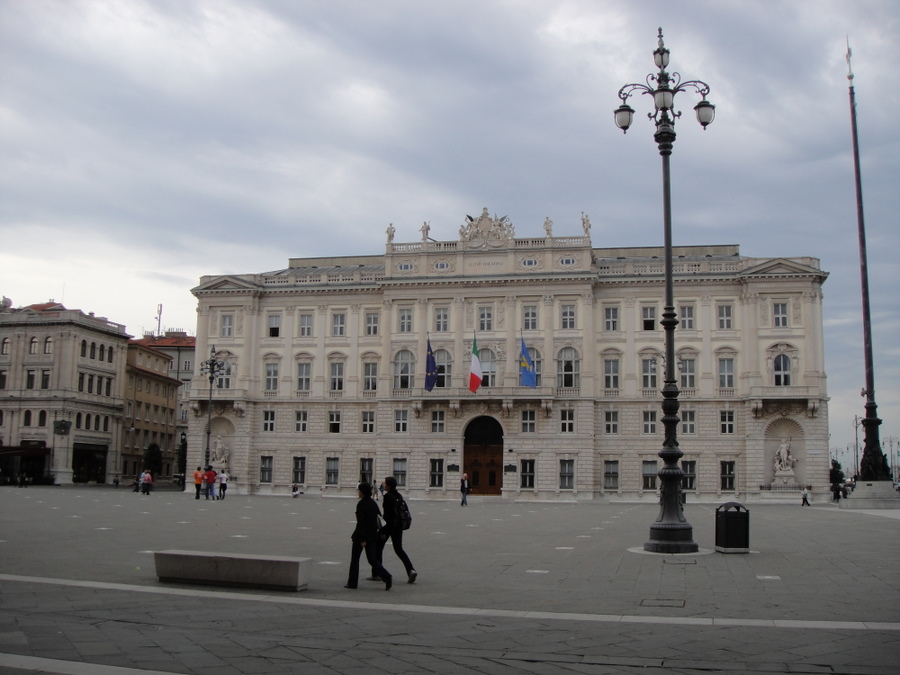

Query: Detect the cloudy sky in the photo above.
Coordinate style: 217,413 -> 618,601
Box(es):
1,0 -> 897,464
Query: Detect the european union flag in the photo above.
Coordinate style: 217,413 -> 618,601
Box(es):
424,338 -> 438,391
519,337 -> 537,388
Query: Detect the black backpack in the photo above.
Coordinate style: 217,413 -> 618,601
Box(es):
395,493 -> 412,530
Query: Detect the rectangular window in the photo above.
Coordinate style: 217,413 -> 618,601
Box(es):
521,459 -> 535,489
330,362 -> 344,391
604,306 -> 619,331
393,458 -> 407,487
296,362 -> 311,391
265,363 -> 279,391
295,410 -> 308,432
682,460 -> 697,490
332,313 -> 345,337
363,362 -> 378,391
0,370 -> 6,389
604,411 -> 619,434
643,410 -> 657,434
365,312 -> 379,336
434,308 -> 449,332
718,305 -> 733,330
431,410 -> 445,433
720,409 -> 735,434
328,411 -> 341,433
641,358 -> 658,390
773,302 -> 789,327
326,457 -> 339,485
183,360 -> 192,371
359,458 -> 373,486
642,460 -> 658,490
604,460 -> 619,489
718,358 -> 735,388
430,458 -> 444,488
262,410 -> 275,432
292,456 -> 306,484
642,306 -> 656,330
560,409 -> 574,433
721,461 -> 735,490
604,359 -> 619,389
26,370 -> 36,389
299,313 -> 313,337
679,305 -> 695,330
361,411 -> 375,433
559,459 -> 574,489
479,306 -> 493,331
78,372 -> 84,391
398,308 -> 413,333
521,409 -> 536,433
561,304 -> 576,330
681,410 -> 696,434
394,409 -> 408,433
267,314 -> 281,337
523,305 -> 537,331
221,315 -> 234,337
680,358 -> 696,389
41,370 -> 50,389
259,456 -> 273,483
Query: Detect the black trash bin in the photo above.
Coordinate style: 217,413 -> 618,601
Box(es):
715,502 -> 749,553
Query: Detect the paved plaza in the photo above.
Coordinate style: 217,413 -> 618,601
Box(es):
1,485 -> 898,674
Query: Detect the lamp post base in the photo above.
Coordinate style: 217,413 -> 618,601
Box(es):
644,530 -> 699,554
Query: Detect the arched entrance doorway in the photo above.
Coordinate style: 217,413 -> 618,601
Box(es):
463,416 -> 504,496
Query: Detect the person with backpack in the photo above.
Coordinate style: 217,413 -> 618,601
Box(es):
372,475 -> 417,584
345,482 -> 392,591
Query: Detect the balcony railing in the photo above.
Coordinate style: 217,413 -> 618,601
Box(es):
750,385 -> 815,397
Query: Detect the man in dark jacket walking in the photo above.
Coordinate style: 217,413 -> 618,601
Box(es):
373,476 -> 417,584
345,483 -> 392,590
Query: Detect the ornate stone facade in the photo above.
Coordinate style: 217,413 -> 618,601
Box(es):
187,212 -> 830,502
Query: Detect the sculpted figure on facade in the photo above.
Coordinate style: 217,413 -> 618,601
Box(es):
420,221 -> 430,242
458,208 -> 515,248
774,438 -> 796,472
543,217 -> 553,237
386,223 -> 395,243
581,212 -> 591,236
211,435 -> 229,464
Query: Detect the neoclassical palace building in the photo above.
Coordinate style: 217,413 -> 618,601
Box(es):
188,210 -> 830,502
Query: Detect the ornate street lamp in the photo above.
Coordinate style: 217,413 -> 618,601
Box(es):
615,28 -> 715,553
199,345 -> 225,468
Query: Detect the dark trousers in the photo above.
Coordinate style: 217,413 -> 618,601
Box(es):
376,529 -> 414,576
219,484 -> 227,499
347,540 -> 391,588
194,484 -> 202,500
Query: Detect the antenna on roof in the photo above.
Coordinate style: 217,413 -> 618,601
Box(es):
155,304 -> 163,336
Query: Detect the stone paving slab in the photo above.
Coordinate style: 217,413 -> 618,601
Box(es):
1,487 -> 899,674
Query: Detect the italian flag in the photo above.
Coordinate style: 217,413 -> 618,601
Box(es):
468,335 -> 482,393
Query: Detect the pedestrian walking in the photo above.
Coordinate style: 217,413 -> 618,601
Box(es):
460,472 -> 469,506
374,476 -> 417,584
801,487 -> 810,506
192,467 -> 204,500
218,470 -> 228,499
345,482 -> 392,591
141,471 -> 153,495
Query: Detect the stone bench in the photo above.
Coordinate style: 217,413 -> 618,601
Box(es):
153,550 -> 311,591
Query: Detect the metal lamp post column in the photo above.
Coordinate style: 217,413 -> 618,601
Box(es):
200,346 -> 224,468
615,28 -> 715,553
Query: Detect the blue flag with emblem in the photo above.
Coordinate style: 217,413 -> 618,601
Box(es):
424,338 -> 438,391
519,337 -> 537,388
